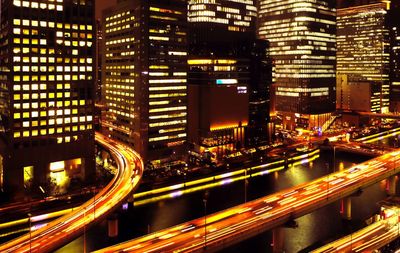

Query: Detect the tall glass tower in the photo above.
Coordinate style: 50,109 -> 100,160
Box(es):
102,0 -> 188,162
388,2 -> 400,112
337,2 -> 390,113
257,0 -> 336,129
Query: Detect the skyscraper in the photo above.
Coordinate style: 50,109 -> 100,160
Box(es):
188,0 -> 256,33
102,0 -> 187,162
337,0 -> 391,8
248,40 -> 272,146
337,2 -> 390,113
187,0 -> 271,156
257,0 -> 336,130
95,19 -> 103,102
388,2 -> 400,112
0,0 -> 95,195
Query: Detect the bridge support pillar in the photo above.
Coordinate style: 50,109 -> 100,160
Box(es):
387,176 -> 397,196
108,214 -> 119,238
127,195 -> 134,209
341,197 -> 351,220
271,227 -> 285,253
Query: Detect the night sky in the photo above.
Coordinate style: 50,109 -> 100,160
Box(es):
95,0 -> 390,18
96,0 -> 117,19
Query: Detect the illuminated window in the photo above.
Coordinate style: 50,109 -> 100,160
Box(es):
23,166 -> 33,188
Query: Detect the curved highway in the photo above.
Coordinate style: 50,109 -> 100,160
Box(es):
0,132 -> 144,253
95,150 -> 400,253
313,217 -> 400,252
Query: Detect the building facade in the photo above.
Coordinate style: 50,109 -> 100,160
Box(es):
0,0 -> 96,196
388,2 -> 400,112
187,0 -> 271,156
337,0 -> 391,8
102,0 -> 187,162
248,40 -> 272,146
188,0 -> 256,33
95,19 -> 103,103
257,0 -> 336,130
337,2 -> 390,113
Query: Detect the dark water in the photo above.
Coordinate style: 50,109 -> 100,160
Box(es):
373,134 -> 400,148
56,150 -> 390,253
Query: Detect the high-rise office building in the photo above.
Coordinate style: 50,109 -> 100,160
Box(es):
187,54 -> 251,155
337,2 -> 390,113
95,19 -> 103,102
337,0 -> 391,8
257,0 -> 336,130
187,0 -> 271,156
102,0 -> 187,162
388,2 -> 400,112
248,40 -> 272,146
188,0 -> 256,33
0,0 -> 95,195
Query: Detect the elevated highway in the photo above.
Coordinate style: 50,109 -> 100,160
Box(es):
313,206 -> 400,253
96,150 -> 400,253
0,132 -> 144,253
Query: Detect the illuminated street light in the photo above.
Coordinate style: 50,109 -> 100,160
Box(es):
244,168 -> 248,203
27,213 -> 32,253
203,198 -> 207,248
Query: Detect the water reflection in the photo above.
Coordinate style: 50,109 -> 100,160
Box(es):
56,151 -> 386,253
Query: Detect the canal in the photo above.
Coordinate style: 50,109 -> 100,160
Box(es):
55,146 -> 396,253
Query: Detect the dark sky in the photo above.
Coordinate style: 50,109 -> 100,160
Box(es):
96,0 -> 117,19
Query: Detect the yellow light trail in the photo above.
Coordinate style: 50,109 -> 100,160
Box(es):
355,127 -> 400,143
0,151 -> 320,233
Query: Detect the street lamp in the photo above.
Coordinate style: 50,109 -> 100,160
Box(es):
203,191 -> 209,248
203,198 -> 207,248
397,208 -> 399,245
27,213 -> 32,253
83,208 -> 87,253
333,146 -> 336,172
244,168 -> 248,203
325,163 -> 330,200
350,232 -> 352,251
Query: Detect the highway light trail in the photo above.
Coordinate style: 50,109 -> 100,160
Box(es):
0,151 -> 320,235
355,127 -> 400,143
0,132 -> 144,253
313,206 -> 400,253
95,150 -> 400,253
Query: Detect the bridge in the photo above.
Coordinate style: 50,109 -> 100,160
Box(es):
330,142 -> 394,157
0,132 -> 144,253
95,149 -> 400,253
313,205 -> 400,252
357,112 -> 400,119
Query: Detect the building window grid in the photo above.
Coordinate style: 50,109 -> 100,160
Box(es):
10,1 -> 94,144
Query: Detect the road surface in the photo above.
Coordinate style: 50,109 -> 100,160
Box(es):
0,132 -> 144,253
95,150 -> 400,253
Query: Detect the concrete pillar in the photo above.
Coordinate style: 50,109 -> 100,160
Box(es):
127,195 -> 134,203
341,197 -> 351,220
108,214 -> 119,238
271,227 -> 285,253
387,176 -> 397,196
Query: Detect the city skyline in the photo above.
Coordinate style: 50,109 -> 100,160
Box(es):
2,0 -> 400,252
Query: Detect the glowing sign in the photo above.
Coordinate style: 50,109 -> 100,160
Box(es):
216,79 -> 237,85
50,161 -> 65,172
